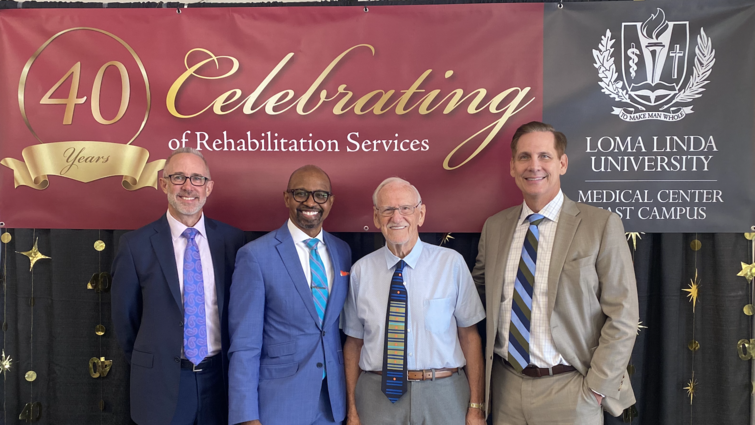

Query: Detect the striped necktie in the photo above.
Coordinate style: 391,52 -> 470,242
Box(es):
508,213 -> 545,373
182,228 -> 208,366
307,238 -> 328,379
306,238 -> 328,324
382,260 -> 408,403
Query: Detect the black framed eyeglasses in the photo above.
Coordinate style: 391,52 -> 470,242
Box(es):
376,202 -> 422,217
164,174 -> 210,187
288,189 -> 331,204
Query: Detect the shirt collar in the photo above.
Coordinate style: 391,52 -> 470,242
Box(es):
287,219 -> 325,246
166,210 -> 207,241
382,239 -> 423,270
519,190 -> 564,225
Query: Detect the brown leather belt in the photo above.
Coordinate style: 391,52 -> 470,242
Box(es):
370,367 -> 459,381
499,356 -> 576,378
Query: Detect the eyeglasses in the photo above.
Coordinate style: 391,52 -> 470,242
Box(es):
164,174 -> 210,187
376,202 -> 422,217
288,189 -> 332,204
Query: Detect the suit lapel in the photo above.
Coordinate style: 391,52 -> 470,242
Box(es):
322,232 -> 344,327
205,219 -> 226,320
490,206 -> 521,336
274,225 -> 322,328
547,197 -> 581,316
150,216 -> 183,312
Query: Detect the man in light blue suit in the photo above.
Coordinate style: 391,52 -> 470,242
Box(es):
228,165 -> 352,425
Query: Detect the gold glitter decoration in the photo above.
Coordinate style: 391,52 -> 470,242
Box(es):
89,357 -> 113,378
16,238 -> 51,272
745,305 -> 754,316
637,320 -> 647,335
24,371 -> 37,382
625,232 -> 644,250
737,262 -> 755,282
95,325 -> 106,336
1,350 -> 12,376
688,340 -> 700,351
18,402 -> 41,422
622,405 -> 639,422
744,233 -> 755,240
752,381 -> 755,395
683,378 -> 697,405
738,339 -> 754,360
0,233 -> 11,244
440,233 -> 454,245
93,240 -> 106,251
683,269 -> 700,313
690,239 -> 702,251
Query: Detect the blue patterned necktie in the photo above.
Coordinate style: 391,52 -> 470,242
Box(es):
382,260 -> 407,403
306,238 -> 329,324
306,238 -> 328,379
182,228 -> 207,366
508,213 -> 545,373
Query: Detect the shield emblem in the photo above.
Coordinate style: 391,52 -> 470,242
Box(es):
622,9 -> 689,106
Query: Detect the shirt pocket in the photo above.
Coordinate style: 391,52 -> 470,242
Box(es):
424,297 -> 454,334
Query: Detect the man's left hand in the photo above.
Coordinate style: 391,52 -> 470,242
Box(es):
592,392 -> 603,406
466,407 -> 485,425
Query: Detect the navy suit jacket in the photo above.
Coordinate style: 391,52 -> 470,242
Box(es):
228,223 -> 352,425
111,214 -> 245,425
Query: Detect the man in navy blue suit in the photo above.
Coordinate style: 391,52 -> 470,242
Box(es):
228,165 -> 352,425
112,147 -> 245,425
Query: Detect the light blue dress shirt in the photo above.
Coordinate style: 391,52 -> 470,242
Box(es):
343,241 -> 485,371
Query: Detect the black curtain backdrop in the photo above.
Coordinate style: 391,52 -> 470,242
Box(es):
0,229 -> 751,424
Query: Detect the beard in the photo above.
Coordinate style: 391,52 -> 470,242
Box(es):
167,190 -> 205,217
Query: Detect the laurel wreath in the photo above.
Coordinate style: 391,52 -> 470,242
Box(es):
592,29 -> 635,105
670,27 -> 715,105
594,27 -> 715,111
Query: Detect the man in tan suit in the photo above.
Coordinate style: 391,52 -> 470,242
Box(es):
473,121 -> 638,424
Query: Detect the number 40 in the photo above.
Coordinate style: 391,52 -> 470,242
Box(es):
40,61 -> 130,125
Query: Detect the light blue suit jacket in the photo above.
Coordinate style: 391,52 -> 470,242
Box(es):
228,223 -> 351,425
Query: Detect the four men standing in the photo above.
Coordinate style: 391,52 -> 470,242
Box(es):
112,121 -> 638,425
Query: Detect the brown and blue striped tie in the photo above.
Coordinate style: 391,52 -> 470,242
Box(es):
508,213 -> 545,372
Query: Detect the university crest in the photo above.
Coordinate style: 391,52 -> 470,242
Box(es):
593,8 -> 715,122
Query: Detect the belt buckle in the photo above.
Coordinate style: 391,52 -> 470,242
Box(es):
192,362 -> 203,372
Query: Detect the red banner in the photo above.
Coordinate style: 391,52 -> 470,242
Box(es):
0,6 -> 543,231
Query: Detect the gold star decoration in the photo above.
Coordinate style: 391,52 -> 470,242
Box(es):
1,350 -> 12,376
637,320 -> 648,335
738,262 -> 755,283
684,377 -> 698,405
16,238 -> 51,272
683,269 -> 700,313
440,233 -> 454,245
625,232 -> 644,250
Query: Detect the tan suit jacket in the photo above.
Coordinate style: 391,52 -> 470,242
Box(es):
472,195 -> 638,417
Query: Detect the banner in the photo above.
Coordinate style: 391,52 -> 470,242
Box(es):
0,2 -> 752,232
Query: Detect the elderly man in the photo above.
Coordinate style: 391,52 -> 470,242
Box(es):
228,165 -> 352,425
112,147 -> 245,425
343,177 -> 486,425
473,121 -> 639,424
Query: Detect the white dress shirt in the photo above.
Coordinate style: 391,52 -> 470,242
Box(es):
287,219 -> 334,291
495,190 -> 570,367
166,211 -> 220,357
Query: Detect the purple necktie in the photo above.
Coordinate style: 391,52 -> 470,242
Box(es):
182,228 -> 207,366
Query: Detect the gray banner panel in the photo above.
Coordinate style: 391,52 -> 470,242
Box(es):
544,0 -> 755,232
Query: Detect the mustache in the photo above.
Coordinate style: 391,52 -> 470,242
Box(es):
297,206 -> 323,213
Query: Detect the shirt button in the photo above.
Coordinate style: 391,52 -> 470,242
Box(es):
409,353 -> 413,356
408,329 -> 411,333
316,363 -> 323,368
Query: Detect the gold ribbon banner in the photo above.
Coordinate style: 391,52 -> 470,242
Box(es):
0,141 -> 165,190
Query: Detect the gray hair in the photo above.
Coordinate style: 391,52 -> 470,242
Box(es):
163,147 -> 211,179
372,177 -> 422,206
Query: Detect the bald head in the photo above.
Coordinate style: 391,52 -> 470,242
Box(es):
287,165 -> 331,191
